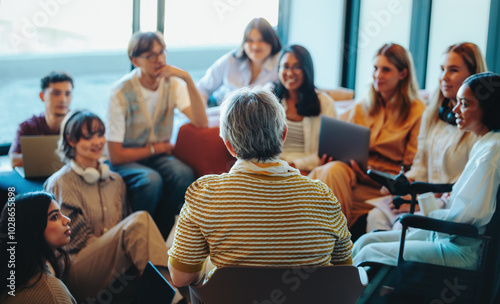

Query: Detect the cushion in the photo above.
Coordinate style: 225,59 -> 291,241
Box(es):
321,87 -> 355,101
173,123 -> 235,178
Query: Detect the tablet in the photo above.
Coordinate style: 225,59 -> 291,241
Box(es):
318,116 -> 370,171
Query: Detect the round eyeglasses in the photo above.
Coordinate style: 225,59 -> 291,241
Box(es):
137,49 -> 167,62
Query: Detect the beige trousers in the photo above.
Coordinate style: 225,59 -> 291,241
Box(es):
308,161 -> 381,226
66,211 -> 169,302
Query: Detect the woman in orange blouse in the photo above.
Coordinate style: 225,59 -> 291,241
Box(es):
309,43 -> 425,228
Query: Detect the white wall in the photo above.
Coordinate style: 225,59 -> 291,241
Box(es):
354,0 -> 413,98
424,0 -> 491,91
287,0 -> 344,90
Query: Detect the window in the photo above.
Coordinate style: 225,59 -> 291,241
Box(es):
354,0 -> 413,97
0,0 -> 133,147
163,0 -> 279,48
287,0 -> 344,89
424,0 -> 491,90
0,0 -> 281,148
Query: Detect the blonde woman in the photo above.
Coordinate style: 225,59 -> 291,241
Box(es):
366,42 -> 487,232
354,72 -> 500,270
309,43 -> 425,228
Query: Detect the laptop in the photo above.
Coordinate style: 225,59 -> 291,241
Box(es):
318,116 -> 371,171
135,262 -> 176,304
15,135 -> 64,179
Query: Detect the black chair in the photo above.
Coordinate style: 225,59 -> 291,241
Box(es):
189,265 -> 368,304
357,185 -> 500,304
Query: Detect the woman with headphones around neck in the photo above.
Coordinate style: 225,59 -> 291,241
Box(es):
43,110 -> 176,302
366,42 -> 487,232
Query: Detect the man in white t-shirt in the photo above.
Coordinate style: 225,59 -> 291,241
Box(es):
106,31 -> 208,238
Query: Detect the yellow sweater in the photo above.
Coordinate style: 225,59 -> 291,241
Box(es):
169,168 -> 352,273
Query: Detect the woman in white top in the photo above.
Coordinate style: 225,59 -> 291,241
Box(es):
366,42 -> 487,232
273,44 -> 336,172
197,17 -> 282,106
354,72 -> 500,270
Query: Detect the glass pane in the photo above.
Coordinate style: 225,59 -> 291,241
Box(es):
163,0 -> 279,49
0,0 -> 133,146
354,0 -> 413,97
287,0 -> 344,89
0,0 -> 132,54
424,0 -> 490,90
140,0 -> 158,32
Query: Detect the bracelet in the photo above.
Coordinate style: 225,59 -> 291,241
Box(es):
149,144 -> 156,155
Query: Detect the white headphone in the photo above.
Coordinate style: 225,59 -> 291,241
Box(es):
70,160 -> 110,184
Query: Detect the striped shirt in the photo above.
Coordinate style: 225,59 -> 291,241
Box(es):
0,271 -> 76,304
168,167 -> 352,273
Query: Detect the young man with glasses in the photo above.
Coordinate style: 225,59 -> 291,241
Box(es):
9,71 -> 74,168
106,31 -> 208,239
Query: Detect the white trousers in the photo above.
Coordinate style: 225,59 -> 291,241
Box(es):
353,229 -> 482,270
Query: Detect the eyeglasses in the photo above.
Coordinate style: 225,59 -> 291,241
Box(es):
136,49 -> 167,62
279,65 -> 303,73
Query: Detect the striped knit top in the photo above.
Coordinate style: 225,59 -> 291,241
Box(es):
0,271 -> 76,304
168,160 -> 352,273
283,119 -> 305,153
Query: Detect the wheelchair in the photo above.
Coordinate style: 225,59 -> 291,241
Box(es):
356,170 -> 500,304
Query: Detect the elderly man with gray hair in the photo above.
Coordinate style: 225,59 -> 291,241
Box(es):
167,87 -> 353,287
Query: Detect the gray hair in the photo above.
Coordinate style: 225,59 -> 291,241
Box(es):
219,87 -> 286,161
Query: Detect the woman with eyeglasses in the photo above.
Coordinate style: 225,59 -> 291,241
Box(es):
272,44 -> 336,173
0,192 -> 76,303
197,17 -> 282,107
366,42 -> 486,232
308,43 -> 425,231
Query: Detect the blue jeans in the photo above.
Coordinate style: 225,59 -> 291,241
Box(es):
109,154 -> 195,238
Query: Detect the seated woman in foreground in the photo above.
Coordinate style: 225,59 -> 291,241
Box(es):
353,72 -> 500,270
0,192 -> 76,303
272,44 -> 337,173
168,87 -> 352,287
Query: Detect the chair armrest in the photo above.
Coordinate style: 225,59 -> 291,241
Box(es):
400,214 -> 478,238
